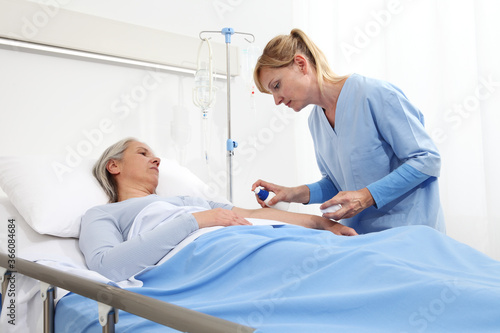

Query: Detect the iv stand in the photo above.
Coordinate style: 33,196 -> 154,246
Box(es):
199,28 -> 255,203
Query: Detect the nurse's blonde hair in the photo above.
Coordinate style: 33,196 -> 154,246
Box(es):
254,28 -> 347,95
93,137 -> 137,203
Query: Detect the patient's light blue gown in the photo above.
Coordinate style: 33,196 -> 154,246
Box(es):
307,74 -> 445,234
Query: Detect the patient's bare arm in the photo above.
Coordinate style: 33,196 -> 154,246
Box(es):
231,207 -> 358,236
192,208 -> 252,228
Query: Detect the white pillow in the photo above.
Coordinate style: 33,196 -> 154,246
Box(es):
0,155 -> 227,238
156,159 -> 229,204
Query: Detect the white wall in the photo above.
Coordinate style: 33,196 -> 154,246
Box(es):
0,0 -> 300,211
1,0 -> 499,260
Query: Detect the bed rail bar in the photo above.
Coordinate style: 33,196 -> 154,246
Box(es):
40,282 -> 55,333
0,253 -> 255,333
1,267 -> 10,308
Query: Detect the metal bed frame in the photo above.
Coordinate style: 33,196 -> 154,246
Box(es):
0,253 -> 255,333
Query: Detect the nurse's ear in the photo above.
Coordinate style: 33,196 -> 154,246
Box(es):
294,54 -> 309,74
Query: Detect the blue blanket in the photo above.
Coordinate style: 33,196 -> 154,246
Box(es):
55,225 -> 500,332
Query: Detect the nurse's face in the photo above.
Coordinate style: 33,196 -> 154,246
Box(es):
259,56 -> 314,112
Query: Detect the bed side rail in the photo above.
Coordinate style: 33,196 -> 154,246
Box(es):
0,253 -> 255,333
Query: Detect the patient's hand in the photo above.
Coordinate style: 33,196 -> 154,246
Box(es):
325,222 -> 358,236
192,208 -> 252,229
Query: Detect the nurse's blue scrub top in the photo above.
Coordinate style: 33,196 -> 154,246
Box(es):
307,74 -> 445,234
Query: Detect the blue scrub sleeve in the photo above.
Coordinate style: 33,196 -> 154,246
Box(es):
377,89 -> 441,177
366,164 -> 430,209
306,176 -> 339,204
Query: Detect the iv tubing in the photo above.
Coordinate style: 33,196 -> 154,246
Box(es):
193,38 -> 216,167
194,38 -> 215,106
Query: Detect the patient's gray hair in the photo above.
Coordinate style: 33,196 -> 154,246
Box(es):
93,137 -> 137,203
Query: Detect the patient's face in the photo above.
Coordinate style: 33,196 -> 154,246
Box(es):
115,141 -> 161,189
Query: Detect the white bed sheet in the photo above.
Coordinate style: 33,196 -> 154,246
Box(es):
0,193 -> 86,333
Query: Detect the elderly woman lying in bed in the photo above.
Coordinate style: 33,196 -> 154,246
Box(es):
79,138 -> 357,281
74,139 -> 500,332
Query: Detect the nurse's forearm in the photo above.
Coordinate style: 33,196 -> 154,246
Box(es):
290,185 -> 311,204
306,177 -> 339,204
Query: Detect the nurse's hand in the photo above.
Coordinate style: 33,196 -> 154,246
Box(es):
251,179 -> 290,207
320,188 -> 375,221
251,180 -> 310,207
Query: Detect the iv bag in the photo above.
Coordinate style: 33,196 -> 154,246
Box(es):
240,43 -> 261,91
193,67 -> 216,110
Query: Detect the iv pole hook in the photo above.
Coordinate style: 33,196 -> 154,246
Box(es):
199,30 -> 255,43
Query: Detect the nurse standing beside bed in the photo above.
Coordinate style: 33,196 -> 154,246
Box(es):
79,138 -> 357,281
252,28 -> 445,234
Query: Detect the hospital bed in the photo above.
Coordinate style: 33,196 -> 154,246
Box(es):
1,154 -> 500,333
0,154 -> 254,332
